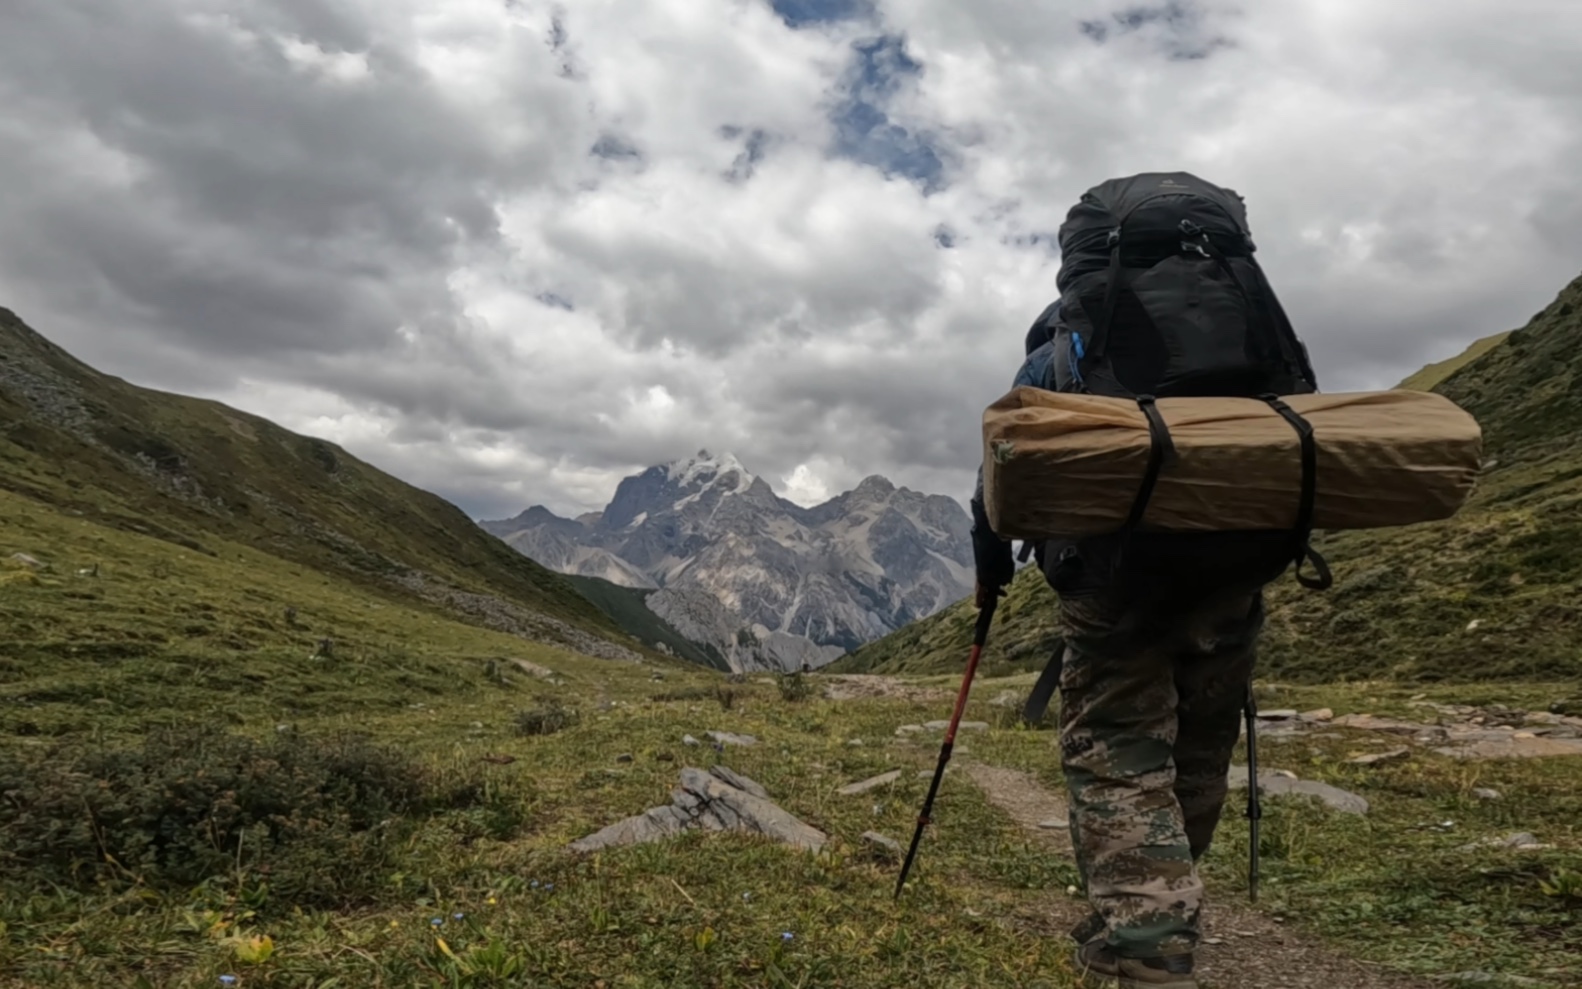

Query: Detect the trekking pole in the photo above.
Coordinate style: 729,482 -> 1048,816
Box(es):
1243,682 -> 1262,904
894,594 -> 999,900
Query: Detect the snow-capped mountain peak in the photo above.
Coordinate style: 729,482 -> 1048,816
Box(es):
665,449 -> 754,493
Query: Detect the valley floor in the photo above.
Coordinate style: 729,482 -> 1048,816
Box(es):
4,666 -> 1580,987
2,493 -> 1579,988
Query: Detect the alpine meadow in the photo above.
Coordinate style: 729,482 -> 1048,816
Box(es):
3,270 -> 1581,986
4,1 -> 1582,987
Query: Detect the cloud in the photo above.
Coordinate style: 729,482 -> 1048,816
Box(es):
1,0 -> 1580,521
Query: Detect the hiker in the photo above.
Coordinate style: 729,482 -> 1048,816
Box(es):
970,173 -> 1320,987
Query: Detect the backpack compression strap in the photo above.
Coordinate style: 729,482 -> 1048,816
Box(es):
1260,396 -> 1333,590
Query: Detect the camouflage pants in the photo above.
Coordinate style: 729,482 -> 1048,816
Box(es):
1057,586 -> 1264,959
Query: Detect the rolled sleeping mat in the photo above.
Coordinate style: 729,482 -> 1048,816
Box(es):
982,388 -> 1483,540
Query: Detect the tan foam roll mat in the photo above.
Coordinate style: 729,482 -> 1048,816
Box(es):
982,388 -> 1483,540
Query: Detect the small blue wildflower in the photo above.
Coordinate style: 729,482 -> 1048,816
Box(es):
453,912 -> 465,921
530,880 -> 540,889
430,917 -> 444,927
219,978 -> 238,987
741,892 -> 751,902
545,883 -> 555,891
781,931 -> 794,941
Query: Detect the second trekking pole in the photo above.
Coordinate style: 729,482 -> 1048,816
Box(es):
893,593 -> 999,899
1243,682 -> 1262,903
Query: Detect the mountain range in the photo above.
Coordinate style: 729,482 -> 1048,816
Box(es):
480,452 -> 974,672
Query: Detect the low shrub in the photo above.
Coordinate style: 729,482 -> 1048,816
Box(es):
514,699 -> 579,737
0,727 -> 490,909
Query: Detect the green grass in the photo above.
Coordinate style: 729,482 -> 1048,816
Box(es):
4,488 -> 1582,987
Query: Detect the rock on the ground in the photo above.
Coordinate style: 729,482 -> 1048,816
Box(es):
838,770 -> 903,796
683,734 -> 700,746
990,690 -> 1022,709
1228,766 -> 1369,815
861,831 -> 902,858
1473,788 -> 1502,801
1299,708 -> 1335,722
923,720 -> 989,732
707,730 -> 758,747
8,553 -> 42,570
616,753 -> 634,763
1457,832 -> 1552,853
512,659 -> 555,679
1332,713 -> 1435,735
1257,709 -> 1300,720
895,724 -> 925,736
568,765 -> 824,854
1039,818 -> 1069,830
1347,747 -> 1410,766
1435,735 -> 1582,760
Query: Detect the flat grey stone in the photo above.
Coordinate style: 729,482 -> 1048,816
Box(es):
1457,832 -> 1551,853
895,725 -> 925,736
923,720 -> 988,732
838,770 -> 903,796
569,766 -> 825,854
1228,766 -> 1369,815
1039,819 -> 1069,830
862,831 -> 902,858
682,734 -> 701,746
1347,747 -> 1410,766
709,765 -> 770,799
1473,788 -> 1502,801
706,731 -> 759,747
1257,709 -> 1300,720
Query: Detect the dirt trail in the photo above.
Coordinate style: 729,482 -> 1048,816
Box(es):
964,763 -> 1440,989
820,674 -> 954,704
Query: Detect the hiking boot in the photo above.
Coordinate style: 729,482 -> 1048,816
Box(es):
1069,909 -> 1107,946
1075,940 -> 1197,988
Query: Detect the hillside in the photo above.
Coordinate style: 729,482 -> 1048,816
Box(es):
834,273 -> 1582,681
562,575 -> 729,671
0,307 -> 675,662
1398,331 -> 1512,392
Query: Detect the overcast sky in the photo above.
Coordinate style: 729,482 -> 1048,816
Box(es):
3,0 -> 1580,519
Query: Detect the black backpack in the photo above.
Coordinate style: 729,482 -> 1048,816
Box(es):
1056,172 -> 1317,399
1030,172 -> 1331,601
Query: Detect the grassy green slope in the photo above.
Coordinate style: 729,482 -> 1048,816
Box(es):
1398,331 -> 1512,392
835,273 -> 1582,681
563,575 -> 730,671
0,307 -> 657,657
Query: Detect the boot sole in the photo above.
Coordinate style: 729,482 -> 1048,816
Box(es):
1080,972 -> 1198,989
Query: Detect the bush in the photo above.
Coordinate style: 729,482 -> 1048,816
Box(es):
514,699 -> 579,737
776,672 -> 813,703
0,727 -> 487,908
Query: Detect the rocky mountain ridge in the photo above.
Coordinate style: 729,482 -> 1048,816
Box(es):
481,451 -> 974,672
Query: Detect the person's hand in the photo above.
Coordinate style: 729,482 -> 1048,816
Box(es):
975,581 -> 1008,610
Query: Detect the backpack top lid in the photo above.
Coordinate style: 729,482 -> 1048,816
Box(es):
1055,172 -> 1253,294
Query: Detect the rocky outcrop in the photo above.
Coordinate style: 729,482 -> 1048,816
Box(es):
567,765 -> 825,854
